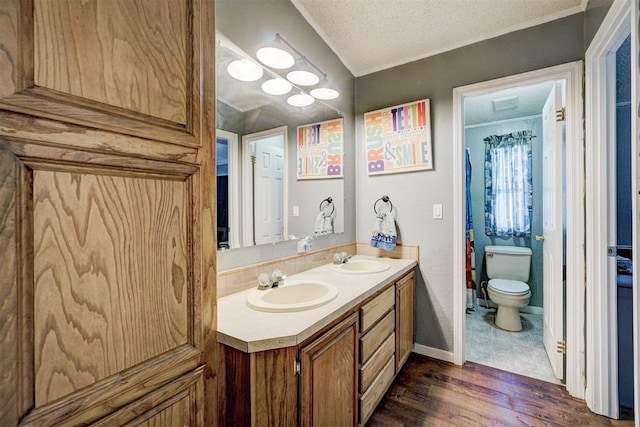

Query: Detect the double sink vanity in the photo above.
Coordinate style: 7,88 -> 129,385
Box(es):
217,255 -> 417,426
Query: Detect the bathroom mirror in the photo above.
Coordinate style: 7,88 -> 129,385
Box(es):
216,5 -> 345,250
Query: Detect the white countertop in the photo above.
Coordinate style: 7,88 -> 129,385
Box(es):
217,255 -> 417,353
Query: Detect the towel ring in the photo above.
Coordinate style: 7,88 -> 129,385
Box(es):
319,197 -> 335,216
373,195 -> 393,214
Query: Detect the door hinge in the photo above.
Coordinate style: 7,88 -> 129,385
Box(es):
294,358 -> 301,375
557,340 -> 567,354
556,107 -> 566,122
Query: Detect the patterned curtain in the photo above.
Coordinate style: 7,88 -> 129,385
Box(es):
484,131 -> 533,237
465,149 -> 476,310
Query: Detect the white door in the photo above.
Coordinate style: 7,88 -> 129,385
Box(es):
542,81 -> 565,380
254,138 -> 284,244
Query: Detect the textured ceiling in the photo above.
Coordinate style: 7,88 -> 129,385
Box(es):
464,81 -> 556,126
291,0 -> 587,77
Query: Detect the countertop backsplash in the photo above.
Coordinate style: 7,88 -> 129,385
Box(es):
216,242 -> 419,298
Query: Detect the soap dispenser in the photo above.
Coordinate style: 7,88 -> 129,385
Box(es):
297,235 -> 313,253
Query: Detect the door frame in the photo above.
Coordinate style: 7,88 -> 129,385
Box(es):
217,129 -> 240,248
585,0 -> 633,418
241,126 -> 288,247
452,61 -> 585,398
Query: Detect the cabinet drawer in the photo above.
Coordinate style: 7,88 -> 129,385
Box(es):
360,310 -> 395,363
359,356 -> 395,425
360,286 -> 394,333
360,332 -> 395,392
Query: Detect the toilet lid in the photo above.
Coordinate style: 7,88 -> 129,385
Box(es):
488,279 -> 530,296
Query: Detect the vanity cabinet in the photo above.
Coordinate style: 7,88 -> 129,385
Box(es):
300,313 -> 358,426
218,268 -> 416,427
396,271 -> 416,371
218,314 -> 357,427
358,286 -> 396,425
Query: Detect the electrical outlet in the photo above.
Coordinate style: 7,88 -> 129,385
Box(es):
293,206 -> 300,217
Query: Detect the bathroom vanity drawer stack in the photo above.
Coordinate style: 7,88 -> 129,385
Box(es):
358,285 -> 396,425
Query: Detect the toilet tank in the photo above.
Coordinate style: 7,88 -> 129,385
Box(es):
485,245 -> 532,282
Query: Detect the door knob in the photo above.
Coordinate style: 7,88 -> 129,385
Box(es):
535,235 -> 545,241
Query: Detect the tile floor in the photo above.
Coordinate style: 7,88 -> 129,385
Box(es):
465,304 -> 562,384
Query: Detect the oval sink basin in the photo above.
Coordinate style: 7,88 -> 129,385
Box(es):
246,281 -> 338,312
333,259 -> 390,274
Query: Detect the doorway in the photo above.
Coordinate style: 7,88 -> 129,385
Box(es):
216,129 -> 239,249
242,126 -> 288,246
585,0 -> 635,419
462,79 -> 566,384
452,61 -> 585,399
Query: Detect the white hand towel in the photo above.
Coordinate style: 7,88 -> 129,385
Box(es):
370,212 -> 397,251
314,212 -> 333,236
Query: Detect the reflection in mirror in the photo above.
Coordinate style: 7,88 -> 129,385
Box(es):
216,31 -> 345,250
242,127 -> 286,247
216,130 -> 239,249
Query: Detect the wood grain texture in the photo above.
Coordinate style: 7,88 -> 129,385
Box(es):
0,110 -> 199,164
1,90 -> 197,146
300,312 -> 358,427
395,271 -> 415,372
1,0 -> 213,423
360,333 -> 395,393
137,395 -> 190,427
20,344 -> 201,426
0,150 -> 19,424
196,0 -> 218,424
359,356 -> 394,425
33,170 -> 189,406
0,0 -> 19,97
360,285 -> 394,333
34,0 -> 187,124
0,0 -> 202,147
360,310 -> 395,364
0,151 -> 34,425
0,0 -> 33,98
368,354 -> 634,426
251,347 -> 299,427
93,366 -> 204,426
217,344 -> 251,426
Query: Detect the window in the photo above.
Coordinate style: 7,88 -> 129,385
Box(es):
484,131 -> 533,237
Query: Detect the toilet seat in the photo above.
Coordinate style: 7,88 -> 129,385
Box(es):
488,279 -> 530,296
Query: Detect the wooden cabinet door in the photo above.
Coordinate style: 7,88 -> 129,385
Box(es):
299,313 -> 358,427
396,271 -> 415,371
0,1 -> 217,425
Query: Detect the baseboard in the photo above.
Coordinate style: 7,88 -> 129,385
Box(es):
413,343 -> 455,364
474,298 -> 543,315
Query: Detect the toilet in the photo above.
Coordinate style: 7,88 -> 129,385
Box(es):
484,245 -> 532,332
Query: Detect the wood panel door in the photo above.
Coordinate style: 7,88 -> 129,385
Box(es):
0,1 -> 217,425
395,271 -> 415,372
299,313 -> 358,427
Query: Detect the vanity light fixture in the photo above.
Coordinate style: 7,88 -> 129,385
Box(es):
227,58 -> 263,82
286,67 -> 320,86
310,87 -> 339,100
261,78 -> 293,95
287,93 -> 315,107
256,46 -> 295,69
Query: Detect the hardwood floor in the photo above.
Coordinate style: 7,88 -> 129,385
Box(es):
367,353 -> 635,426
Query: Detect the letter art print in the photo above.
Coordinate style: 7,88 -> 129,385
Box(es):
364,99 -> 433,175
297,118 -> 344,179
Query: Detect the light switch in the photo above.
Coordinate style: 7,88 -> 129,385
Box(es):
293,206 -> 300,217
433,204 -> 443,219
